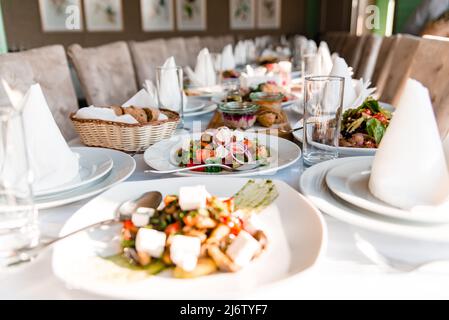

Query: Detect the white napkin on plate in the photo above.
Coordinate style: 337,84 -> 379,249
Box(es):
351,79 -> 377,108
304,40 -> 318,55
158,57 -> 183,113
369,79 -> 449,209
221,44 -> 236,71
318,41 -> 333,75
329,56 -> 357,109
185,48 -> 216,87
75,106 -> 138,124
234,41 -> 247,66
245,40 -> 257,63
2,83 -> 80,192
123,88 -> 158,108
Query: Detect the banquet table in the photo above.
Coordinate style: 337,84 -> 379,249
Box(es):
2,107 -> 449,300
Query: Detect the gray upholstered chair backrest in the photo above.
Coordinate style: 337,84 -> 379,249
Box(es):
129,39 -> 168,85
68,41 -> 138,106
165,37 -> 189,67
0,45 -> 79,141
184,36 -> 202,68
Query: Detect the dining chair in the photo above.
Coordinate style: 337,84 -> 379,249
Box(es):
0,45 -> 79,141
165,37 -> 189,67
340,35 -> 366,70
393,37 -> 449,137
379,34 -> 421,105
220,35 -> 235,48
354,34 -> 383,82
184,36 -> 202,67
333,32 -> 350,55
129,38 -> 168,85
68,41 -> 138,107
370,35 -> 398,98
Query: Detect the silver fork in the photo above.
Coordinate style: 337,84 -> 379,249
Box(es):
145,162 -> 263,174
355,233 -> 449,273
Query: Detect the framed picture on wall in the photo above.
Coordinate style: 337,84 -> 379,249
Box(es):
141,0 -> 175,31
257,0 -> 282,29
176,0 -> 207,31
84,0 -> 123,31
39,0 -> 83,32
230,0 -> 255,30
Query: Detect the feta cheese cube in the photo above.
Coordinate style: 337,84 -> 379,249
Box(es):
242,214 -> 263,235
131,208 -> 155,227
135,228 -> 166,258
170,235 -> 201,272
179,185 -> 208,211
226,231 -> 261,267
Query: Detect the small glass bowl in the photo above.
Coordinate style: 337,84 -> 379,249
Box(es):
218,102 -> 259,129
249,92 -> 284,111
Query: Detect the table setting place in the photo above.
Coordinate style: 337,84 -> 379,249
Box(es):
2,35 -> 449,301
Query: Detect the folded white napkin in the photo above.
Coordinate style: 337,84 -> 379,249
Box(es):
158,57 -> 183,113
351,79 -> 377,108
2,83 -> 80,192
304,40 -> 318,55
369,79 -> 449,209
75,106 -> 139,124
234,41 -> 247,66
123,88 -> 158,109
245,40 -> 257,63
239,65 -> 280,89
185,48 -> 216,87
221,44 -> 236,71
329,56 -> 357,109
318,41 -> 333,76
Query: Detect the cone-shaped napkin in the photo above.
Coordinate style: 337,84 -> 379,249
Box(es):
186,48 -> 216,87
369,79 -> 449,209
304,40 -> 317,55
234,41 -> 247,66
3,83 -> 80,192
329,57 -> 357,109
158,57 -> 183,113
221,44 -> 236,71
245,40 -> 257,63
318,41 -> 333,75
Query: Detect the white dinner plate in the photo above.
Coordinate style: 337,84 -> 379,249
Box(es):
183,103 -> 217,117
299,157 -> 449,242
325,157 -> 449,224
34,148 -> 135,209
185,86 -> 224,100
211,96 -> 299,109
144,132 -> 302,176
185,98 -> 207,113
52,177 -> 327,299
292,102 -> 394,157
34,148 -> 113,197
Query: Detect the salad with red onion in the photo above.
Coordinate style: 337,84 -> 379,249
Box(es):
176,127 -> 271,173
340,97 -> 392,148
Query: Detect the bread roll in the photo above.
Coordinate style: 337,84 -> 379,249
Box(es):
144,107 -> 160,122
123,106 -> 148,124
110,106 -> 124,116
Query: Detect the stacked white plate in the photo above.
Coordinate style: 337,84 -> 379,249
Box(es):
34,147 -> 136,209
300,156 -> 449,243
184,98 -> 217,117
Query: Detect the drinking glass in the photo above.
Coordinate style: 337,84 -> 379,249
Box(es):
156,65 -> 185,129
303,76 -> 344,166
0,105 -> 39,266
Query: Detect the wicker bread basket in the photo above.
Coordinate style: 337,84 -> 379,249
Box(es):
70,109 -> 180,152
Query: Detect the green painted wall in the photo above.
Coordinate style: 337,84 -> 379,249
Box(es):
374,0 -> 390,35
306,0 -> 320,38
0,2 -> 7,53
394,0 -> 422,33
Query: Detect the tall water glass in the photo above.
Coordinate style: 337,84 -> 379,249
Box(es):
303,76 -> 344,166
0,105 -> 39,266
156,66 -> 184,129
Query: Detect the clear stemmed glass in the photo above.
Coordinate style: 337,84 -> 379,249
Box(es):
0,103 -> 39,267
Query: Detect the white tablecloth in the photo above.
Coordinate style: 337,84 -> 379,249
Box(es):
2,107 -> 449,300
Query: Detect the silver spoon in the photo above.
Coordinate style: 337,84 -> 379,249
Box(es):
6,191 -> 163,267
355,233 -> 449,273
145,162 -> 264,174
